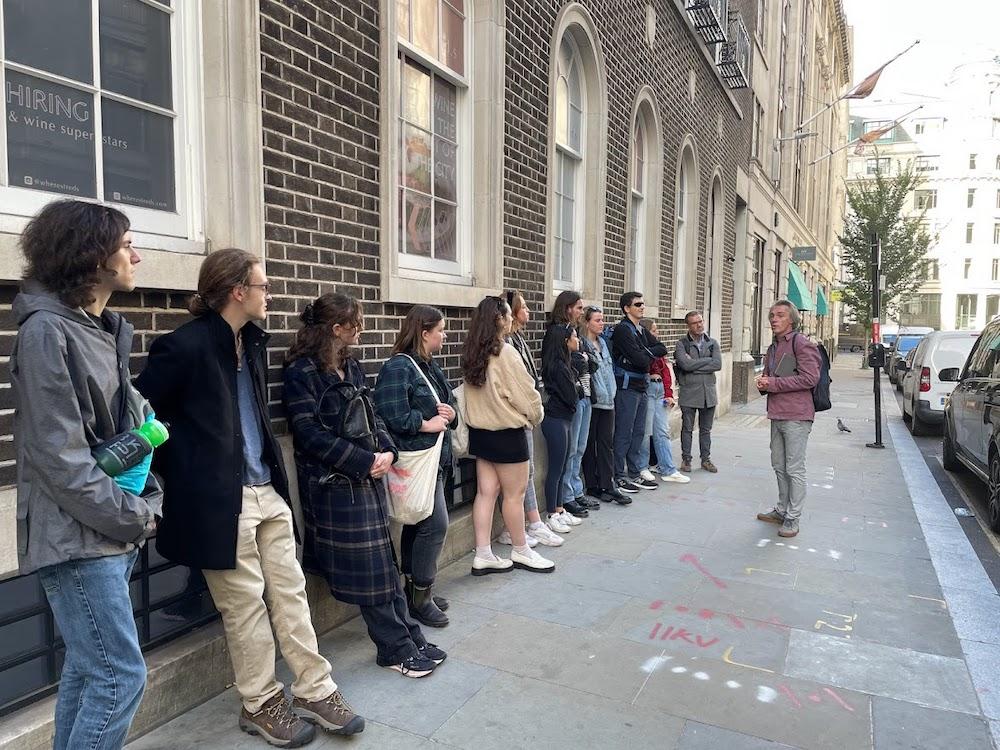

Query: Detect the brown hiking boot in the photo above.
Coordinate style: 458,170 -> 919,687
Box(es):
680,460 -> 692,472
239,692 -> 315,747
701,460 -> 718,473
778,518 -> 800,538
292,690 -> 365,735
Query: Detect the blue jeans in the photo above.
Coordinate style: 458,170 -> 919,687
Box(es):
613,386 -> 648,480
562,398 -> 592,503
38,549 -> 145,750
648,381 -> 678,474
540,414 -> 572,513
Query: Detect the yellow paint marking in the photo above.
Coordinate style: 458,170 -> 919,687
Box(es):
744,567 -> 792,577
722,646 -> 776,674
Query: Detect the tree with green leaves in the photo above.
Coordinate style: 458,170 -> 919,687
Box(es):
838,161 -> 934,330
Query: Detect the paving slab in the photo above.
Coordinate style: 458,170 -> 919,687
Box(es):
850,602 -> 963,658
784,630 -> 980,714
871,697 -> 994,750
554,552 -> 704,602
959,639 -> 1000,720
634,650 -> 872,750
941,587 -> 1000,645
677,722 -> 802,750
430,672 -> 685,749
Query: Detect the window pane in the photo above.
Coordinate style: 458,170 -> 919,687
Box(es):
562,195 -> 575,241
434,136 -> 456,202
5,71 -> 97,198
401,124 -> 432,194
432,78 -> 457,140
560,154 -> 576,197
561,239 -> 574,281
401,60 -> 431,129
569,104 -> 582,151
555,77 -> 569,145
402,190 -> 432,256
441,2 -> 464,76
397,0 -> 410,40
433,200 -> 457,261
412,0 -> 438,58
4,0 -> 93,84
102,98 -> 175,211
100,0 -> 173,109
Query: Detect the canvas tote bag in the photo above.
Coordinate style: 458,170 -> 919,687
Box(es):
385,355 -> 444,524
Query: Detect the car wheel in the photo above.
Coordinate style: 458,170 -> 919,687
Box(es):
942,421 -> 962,471
988,451 -> 1000,533
911,406 -> 930,437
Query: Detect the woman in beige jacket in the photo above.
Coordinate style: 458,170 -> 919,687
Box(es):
461,296 -> 554,575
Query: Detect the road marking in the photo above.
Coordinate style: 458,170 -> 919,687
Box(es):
744,567 -> 792,577
907,594 -> 948,610
722,646 -> 776,674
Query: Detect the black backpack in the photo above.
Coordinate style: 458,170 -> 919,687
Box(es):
793,333 -> 832,412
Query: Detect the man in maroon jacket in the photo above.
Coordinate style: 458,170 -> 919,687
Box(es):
754,300 -> 821,538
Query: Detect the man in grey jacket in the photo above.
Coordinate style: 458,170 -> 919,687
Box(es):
12,200 -> 162,750
674,311 -> 722,473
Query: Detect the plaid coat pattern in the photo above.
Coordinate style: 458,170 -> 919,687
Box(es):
283,356 -> 400,606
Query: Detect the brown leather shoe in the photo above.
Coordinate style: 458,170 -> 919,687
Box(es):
701,460 -> 718,473
680,460 -> 692,472
293,689 -> 365,735
240,692 -> 315,747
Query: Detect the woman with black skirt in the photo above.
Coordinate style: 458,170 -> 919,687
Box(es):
462,296 -> 553,575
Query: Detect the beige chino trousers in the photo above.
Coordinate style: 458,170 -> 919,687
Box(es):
203,484 -> 336,712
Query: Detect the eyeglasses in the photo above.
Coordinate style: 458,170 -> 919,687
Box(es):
245,283 -> 271,294
631,301 -> 645,308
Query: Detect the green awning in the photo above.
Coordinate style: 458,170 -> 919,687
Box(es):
787,263 -> 816,312
816,287 -> 829,316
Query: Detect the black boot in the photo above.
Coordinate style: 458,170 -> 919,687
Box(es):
409,581 -> 449,628
406,576 -> 448,612
433,595 -> 449,611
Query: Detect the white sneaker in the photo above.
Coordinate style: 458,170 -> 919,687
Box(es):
528,523 -> 564,547
559,510 -> 583,527
661,471 -> 691,484
497,529 -> 538,547
471,554 -> 514,576
546,513 -> 571,534
639,469 -> 657,482
511,546 -> 555,573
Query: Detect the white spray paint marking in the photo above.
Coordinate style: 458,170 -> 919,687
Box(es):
828,550 -> 842,560
640,655 -> 672,674
756,686 -> 778,703
693,672 -> 710,681
671,666 -> 688,674
808,548 -> 817,553
757,538 -> 771,548
726,680 -> 741,689
775,542 -> 785,547
788,545 -> 799,550
810,483 -> 834,489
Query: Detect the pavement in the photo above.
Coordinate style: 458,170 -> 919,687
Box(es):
130,361 -> 1000,750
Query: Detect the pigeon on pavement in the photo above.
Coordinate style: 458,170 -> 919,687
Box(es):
836,418 -> 851,433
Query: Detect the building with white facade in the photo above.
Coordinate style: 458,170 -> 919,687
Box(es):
846,58 -> 1000,331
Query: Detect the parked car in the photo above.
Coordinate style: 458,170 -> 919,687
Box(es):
900,331 -> 980,436
887,333 -> 929,385
941,321 -> 1000,532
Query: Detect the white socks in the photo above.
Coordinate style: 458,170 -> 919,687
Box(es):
475,545 -> 497,561
512,544 -> 531,555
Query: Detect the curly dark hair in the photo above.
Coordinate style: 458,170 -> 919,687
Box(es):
461,296 -> 509,387
20,199 -> 131,309
285,293 -> 364,371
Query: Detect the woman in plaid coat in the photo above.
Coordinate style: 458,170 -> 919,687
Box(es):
284,293 -> 446,678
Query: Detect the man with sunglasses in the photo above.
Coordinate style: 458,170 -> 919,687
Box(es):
610,292 -> 668,495
137,249 -> 364,746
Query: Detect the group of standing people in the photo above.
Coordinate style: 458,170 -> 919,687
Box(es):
11,198 -> 823,750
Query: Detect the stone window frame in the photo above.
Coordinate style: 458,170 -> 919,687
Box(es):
544,2 -> 609,305
0,5 -> 266,292
624,86 -> 664,315
672,135 -> 700,319
378,0 -> 506,308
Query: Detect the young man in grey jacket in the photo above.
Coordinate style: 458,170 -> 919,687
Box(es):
12,200 -> 162,750
674,311 -> 722,473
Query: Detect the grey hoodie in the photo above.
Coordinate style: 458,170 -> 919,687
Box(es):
12,282 -> 162,574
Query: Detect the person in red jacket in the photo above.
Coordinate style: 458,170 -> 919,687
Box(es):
638,320 -> 690,484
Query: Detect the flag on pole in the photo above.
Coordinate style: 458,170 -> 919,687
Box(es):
853,122 -> 896,154
845,64 -> 888,99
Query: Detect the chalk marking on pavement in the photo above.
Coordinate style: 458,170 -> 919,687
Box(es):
726,680 -> 741,688
640,654 -> 672,674
744,567 -> 792,577
722,646 -> 775,674
632,649 -> 668,705
756,686 -> 778,703
693,671 -> 710,680
679,553 -> 728,589
907,594 -> 948,610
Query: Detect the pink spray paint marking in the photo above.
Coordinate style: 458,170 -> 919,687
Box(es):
778,684 -> 802,709
679,553 -> 728,589
649,600 -> 664,611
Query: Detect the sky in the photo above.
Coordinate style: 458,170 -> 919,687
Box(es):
841,0 -> 1000,111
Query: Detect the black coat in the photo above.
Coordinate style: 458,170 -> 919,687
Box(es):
135,312 -> 290,570
284,356 -> 400,606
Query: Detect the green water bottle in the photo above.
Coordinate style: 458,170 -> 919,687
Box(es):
93,419 -> 170,476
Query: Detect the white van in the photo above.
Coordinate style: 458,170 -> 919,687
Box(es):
901,330 -> 980,435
